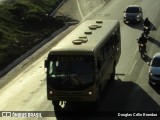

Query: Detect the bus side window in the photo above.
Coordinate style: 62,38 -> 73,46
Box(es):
98,46 -> 106,69
99,27 -> 121,63
103,41 -> 109,59
97,59 -> 101,70
106,37 -> 113,56
100,50 -> 105,64
112,28 -> 120,46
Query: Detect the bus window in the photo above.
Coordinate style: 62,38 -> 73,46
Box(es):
47,55 -> 95,90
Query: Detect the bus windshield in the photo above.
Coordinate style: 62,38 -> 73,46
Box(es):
47,55 -> 95,90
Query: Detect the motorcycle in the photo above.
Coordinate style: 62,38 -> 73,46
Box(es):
139,43 -> 145,57
143,25 -> 150,37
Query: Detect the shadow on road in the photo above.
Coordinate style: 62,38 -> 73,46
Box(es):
126,22 -> 144,31
148,36 -> 160,48
141,53 -> 152,63
51,77 -> 160,120
125,21 -> 156,32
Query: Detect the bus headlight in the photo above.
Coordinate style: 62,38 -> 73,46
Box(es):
88,91 -> 92,95
49,91 -> 53,94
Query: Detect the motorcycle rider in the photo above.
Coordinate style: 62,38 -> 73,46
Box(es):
143,17 -> 151,35
144,17 -> 151,27
138,33 -> 147,53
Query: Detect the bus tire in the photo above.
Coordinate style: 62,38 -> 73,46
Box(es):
91,88 -> 101,108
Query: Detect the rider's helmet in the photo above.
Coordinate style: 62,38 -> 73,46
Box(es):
145,17 -> 148,21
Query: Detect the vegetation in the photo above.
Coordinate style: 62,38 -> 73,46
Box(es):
0,0 -> 65,70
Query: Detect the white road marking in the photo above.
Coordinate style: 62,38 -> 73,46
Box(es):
76,0 -> 83,19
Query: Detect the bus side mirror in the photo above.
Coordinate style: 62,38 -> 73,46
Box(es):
45,59 -> 48,68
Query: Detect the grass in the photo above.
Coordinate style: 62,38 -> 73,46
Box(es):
0,0 -> 65,70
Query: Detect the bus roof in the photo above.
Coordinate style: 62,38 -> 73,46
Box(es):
50,20 -> 119,55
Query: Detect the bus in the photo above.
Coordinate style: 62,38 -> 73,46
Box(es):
45,20 -> 121,107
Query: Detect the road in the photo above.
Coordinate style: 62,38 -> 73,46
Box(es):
0,0 -> 160,120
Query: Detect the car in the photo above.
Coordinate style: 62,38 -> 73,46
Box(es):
123,5 -> 143,23
149,52 -> 160,85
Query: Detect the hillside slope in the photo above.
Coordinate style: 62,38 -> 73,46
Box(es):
0,0 -> 64,70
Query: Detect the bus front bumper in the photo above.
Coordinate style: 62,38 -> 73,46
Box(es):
47,89 -> 97,102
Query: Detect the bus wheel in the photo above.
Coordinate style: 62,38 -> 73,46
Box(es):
91,89 -> 101,108
110,66 -> 115,80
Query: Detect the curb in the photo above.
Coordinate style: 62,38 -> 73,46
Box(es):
50,0 -> 67,16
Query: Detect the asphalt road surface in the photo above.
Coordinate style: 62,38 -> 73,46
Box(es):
0,0 -> 160,120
